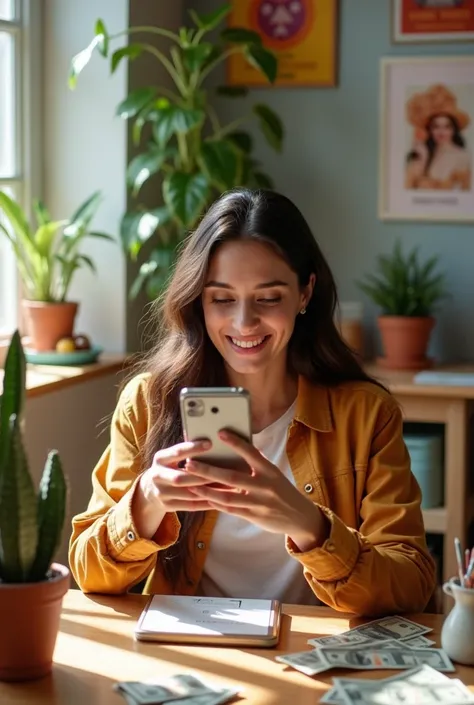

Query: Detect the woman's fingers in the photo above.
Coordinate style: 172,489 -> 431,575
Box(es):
218,431 -> 272,471
190,484 -> 253,508
154,440 -> 211,468
185,460 -> 256,491
165,498 -> 214,512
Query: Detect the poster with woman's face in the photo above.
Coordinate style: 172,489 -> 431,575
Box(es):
380,58 -> 474,222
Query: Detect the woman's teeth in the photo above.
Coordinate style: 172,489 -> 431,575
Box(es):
231,337 -> 265,348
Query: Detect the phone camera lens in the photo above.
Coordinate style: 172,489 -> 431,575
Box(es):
188,400 -> 196,408
211,406 -> 219,414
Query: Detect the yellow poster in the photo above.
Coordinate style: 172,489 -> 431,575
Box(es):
227,0 -> 338,87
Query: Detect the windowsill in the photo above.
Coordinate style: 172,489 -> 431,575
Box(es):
0,353 -> 130,398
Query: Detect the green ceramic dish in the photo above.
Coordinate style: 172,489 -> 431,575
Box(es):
25,345 -> 103,366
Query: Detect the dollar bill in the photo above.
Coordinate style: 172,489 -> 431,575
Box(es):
276,648 -> 330,676
114,673 -> 239,705
319,646 -> 454,673
276,644 -> 454,677
400,634 -> 436,649
308,615 -> 433,648
334,667 -> 474,705
321,663 -> 450,704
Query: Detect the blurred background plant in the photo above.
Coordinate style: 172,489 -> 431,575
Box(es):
0,191 -> 113,303
357,240 -> 448,317
69,3 -> 283,299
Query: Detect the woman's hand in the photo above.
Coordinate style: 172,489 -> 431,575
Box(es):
131,440 -> 216,539
185,431 -> 329,552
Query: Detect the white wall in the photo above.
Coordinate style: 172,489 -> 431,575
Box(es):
43,0 -> 128,353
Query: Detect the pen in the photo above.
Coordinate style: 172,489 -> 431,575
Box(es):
454,537 -> 465,587
465,551 -> 474,589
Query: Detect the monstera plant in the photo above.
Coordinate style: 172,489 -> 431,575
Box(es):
69,3 -> 284,299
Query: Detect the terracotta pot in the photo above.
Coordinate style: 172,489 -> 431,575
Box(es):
22,300 -> 78,352
377,315 -> 435,370
0,563 -> 70,681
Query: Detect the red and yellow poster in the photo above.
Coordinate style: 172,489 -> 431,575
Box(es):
227,0 -> 338,87
393,0 -> 474,43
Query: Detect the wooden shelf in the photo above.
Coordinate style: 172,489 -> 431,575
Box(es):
422,507 -> 447,534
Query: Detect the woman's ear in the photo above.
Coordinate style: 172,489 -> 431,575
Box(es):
302,273 -> 316,309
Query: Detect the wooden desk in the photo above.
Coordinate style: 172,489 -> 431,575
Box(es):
1,590 -> 473,704
366,364 -> 474,587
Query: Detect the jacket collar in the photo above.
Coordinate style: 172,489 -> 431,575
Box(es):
295,376 -> 333,432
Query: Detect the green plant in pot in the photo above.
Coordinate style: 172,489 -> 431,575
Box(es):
69,3 -> 283,299
0,330 -> 69,681
0,191 -> 114,351
357,240 -> 448,370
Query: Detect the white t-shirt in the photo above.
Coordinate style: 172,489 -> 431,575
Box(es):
198,400 -> 319,605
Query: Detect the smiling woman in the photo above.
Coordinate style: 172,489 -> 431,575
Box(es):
69,188 -> 436,618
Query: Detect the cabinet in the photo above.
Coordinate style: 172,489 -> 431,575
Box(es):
366,365 -> 474,587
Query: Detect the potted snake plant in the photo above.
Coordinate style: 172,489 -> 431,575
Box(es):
0,330 -> 69,681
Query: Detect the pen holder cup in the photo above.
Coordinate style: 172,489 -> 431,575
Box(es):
441,578 -> 474,665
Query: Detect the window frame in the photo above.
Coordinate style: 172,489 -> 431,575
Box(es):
0,0 -> 42,350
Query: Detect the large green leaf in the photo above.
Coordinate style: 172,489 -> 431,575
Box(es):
111,44 -> 143,74
189,4 -> 231,31
163,172 -> 209,226
130,246 -> 177,300
120,207 -> 171,258
244,44 -> 277,83
0,190 -> 32,242
221,27 -> 262,44
68,34 -> 103,89
182,44 -> 214,72
153,105 -> 204,146
127,146 -> 171,196
95,18 -> 109,57
199,140 -> 239,190
116,87 -> 158,120
253,104 -> 284,151
227,131 -> 253,154
34,221 -> 67,257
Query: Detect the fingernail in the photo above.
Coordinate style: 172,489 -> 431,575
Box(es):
218,430 -> 228,439
200,440 -> 211,448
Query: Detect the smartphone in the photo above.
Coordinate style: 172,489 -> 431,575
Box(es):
179,387 -> 252,471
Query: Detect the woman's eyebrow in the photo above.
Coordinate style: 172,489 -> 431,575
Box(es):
204,279 -> 289,289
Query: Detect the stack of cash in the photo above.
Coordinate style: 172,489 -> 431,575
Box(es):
114,673 -> 240,705
321,664 -> 474,705
276,614 -> 453,676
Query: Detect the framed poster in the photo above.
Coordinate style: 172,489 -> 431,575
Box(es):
379,57 -> 474,222
392,0 -> 474,43
227,0 -> 338,87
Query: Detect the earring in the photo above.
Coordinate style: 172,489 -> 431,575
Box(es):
300,307 -> 306,315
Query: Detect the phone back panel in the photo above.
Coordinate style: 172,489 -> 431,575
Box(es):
180,387 -> 251,470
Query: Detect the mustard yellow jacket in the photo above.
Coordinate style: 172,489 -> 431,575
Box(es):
69,374 -> 436,616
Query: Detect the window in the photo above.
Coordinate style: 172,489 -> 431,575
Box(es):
0,0 -> 39,338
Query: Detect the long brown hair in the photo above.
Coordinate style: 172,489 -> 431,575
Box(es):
139,188 -> 382,588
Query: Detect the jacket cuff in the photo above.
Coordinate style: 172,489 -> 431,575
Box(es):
286,506 -> 360,581
106,478 -> 180,561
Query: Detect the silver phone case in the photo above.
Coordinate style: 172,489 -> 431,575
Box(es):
179,387 -> 251,469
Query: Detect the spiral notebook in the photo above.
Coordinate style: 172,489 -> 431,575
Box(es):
134,595 -> 282,647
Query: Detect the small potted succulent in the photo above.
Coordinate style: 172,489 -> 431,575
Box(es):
357,240 -> 448,370
0,330 -> 69,681
0,191 -> 114,352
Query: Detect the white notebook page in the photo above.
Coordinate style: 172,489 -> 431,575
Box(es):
139,595 -> 277,636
